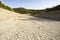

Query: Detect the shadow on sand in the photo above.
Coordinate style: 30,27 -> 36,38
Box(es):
30,10 -> 60,21
17,15 -> 60,22
29,14 -> 60,21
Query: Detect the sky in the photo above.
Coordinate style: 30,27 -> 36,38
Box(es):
0,0 -> 60,9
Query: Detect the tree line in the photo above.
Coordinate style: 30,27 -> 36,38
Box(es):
13,5 -> 60,15
0,1 -> 13,11
0,1 -> 60,15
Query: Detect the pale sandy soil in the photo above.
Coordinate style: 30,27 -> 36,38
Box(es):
0,8 -> 60,40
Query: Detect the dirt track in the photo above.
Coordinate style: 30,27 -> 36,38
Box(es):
0,8 -> 60,40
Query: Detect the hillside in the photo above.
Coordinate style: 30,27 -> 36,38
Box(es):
34,10 -> 60,21
0,1 -> 60,15
0,1 -> 13,11
0,1 -> 60,40
13,5 -> 60,14
0,8 -> 60,40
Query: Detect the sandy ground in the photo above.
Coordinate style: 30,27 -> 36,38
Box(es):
0,8 -> 60,40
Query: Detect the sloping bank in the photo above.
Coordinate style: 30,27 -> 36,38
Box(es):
33,10 -> 60,21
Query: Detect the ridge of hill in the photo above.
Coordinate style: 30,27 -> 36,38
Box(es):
0,1 -> 13,11
0,1 -> 60,14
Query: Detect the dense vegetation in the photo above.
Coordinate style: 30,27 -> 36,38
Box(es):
13,5 -> 60,15
13,8 -> 32,14
13,8 -> 43,15
0,1 -> 13,11
0,1 -> 60,15
45,5 -> 60,12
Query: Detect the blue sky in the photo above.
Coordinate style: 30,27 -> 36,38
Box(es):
0,0 -> 60,9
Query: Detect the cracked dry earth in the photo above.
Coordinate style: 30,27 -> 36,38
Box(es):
0,8 -> 60,40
